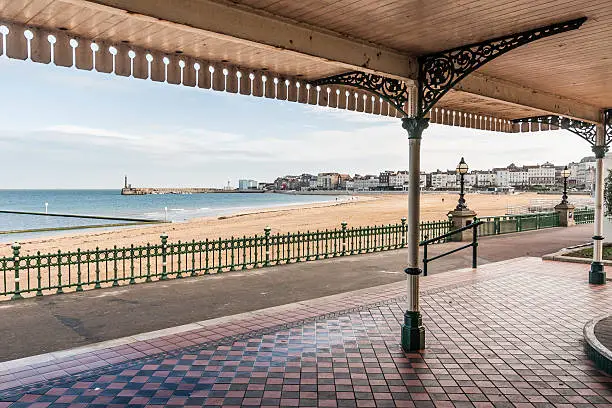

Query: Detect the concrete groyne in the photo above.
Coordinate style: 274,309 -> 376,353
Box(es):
121,188 -> 265,195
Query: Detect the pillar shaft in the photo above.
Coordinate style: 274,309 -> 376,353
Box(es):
407,137 -> 421,312
400,115 -> 428,352
590,123 -> 607,284
594,155 -> 604,262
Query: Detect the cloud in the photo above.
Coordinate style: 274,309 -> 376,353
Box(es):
0,116 -> 592,175
44,125 -> 142,141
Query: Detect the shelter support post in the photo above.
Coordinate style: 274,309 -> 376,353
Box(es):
401,116 -> 429,352
309,17 -> 589,350
591,124 -> 607,284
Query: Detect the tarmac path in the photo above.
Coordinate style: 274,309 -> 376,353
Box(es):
0,224 -> 592,361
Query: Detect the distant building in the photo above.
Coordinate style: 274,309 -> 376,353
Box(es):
569,157 -> 596,189
274,175 -> 301,190
238,179 -> 259,190
258,182 -> 274,191
527,162 -> 555,186
317,173 -> 341,190
463,173 -> 477,187
299,174 -> 318,190
378,171 -> 393,189
507,163 -> 529,187
475,171 -> 496,187
430,171 -> 457,189
338,174 -> 353,190
389,171 -> 409,189
494,168 -> 509,187
353,175 -> 380,191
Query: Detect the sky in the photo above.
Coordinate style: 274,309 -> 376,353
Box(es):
0,58 -> 593,189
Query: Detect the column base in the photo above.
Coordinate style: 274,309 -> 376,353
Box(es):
590,262 -> 606,285
401,311 -> 425,352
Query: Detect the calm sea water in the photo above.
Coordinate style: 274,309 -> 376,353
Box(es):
0,190 -> 344,242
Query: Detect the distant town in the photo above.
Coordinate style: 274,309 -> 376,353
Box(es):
239,156 -> 597,193
121,156 -> 596,195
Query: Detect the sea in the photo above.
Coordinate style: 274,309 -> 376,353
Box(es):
0,190 -> 345,243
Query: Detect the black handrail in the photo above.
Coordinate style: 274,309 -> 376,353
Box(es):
420,220 -> 483,276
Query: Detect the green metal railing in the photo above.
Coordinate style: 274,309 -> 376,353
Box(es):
475,212 -> 561,237
420,220 -> 483,276
0,218 -> 453,300
574,208 -> 595,224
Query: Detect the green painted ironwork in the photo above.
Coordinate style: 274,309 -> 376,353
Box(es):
2,212 -> 579,300
0,219 -> 447,299
474,210 -> 588,237
575,208 -> 595,224
420,220 -> 483,276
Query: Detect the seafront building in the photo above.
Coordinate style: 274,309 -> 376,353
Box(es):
251,157 -> 596,192
238,179 -> 259,190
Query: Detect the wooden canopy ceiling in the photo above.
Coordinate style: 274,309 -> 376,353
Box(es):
0,0 -> 608,127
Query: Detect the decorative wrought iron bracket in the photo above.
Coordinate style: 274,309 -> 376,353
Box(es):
417,17 -> 587,117
513,111 -> 612,158
309,71 -> 410,116
512,115 -> 597,144
606,109 -> 612,144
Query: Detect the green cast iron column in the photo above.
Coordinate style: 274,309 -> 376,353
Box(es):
11,242 -> 23,300
400,116 -> 429,352
590,123 -> 607,284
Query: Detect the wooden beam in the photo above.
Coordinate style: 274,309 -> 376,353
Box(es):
68,0 -> 418,82
454,73 -> 601,123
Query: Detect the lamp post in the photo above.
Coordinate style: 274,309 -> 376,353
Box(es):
455,157 -> 469,211
560,166 -> 571,205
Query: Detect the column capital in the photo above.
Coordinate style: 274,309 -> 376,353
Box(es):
402,117 -> 430,139
592,145 -> 608,159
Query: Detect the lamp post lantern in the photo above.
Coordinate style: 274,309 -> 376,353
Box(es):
455,157 -> 469,211
560,166 -> 571,205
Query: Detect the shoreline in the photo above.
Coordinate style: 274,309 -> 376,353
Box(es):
0,192 -> 563,256
0,195 -> 369,251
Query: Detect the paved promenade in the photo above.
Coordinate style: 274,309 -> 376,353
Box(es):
0,257 -> 611,407
0,225 -> 593,362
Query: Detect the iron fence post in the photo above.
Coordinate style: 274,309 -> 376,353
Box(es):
341,222 -> 347,256
35,251 -> 42,297
145,243 -> 152,282
112,245 -> 119,287
160,233 -> 168,280
94,247 -> 101,288
264,226 -> 271,266
177,240 -> 183,277
56,250 -> 63,294
129,245 -> 136,284
11,243 -> 22,300
76,248 -> 83,291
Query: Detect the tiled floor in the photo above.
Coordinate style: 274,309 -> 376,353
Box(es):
0,257 -> 611,407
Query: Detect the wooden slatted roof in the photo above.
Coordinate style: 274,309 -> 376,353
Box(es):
228,0 -> 612,111
0,0 -> 609,128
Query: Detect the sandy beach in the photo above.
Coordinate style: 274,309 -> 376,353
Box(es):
0,192 -> 558,257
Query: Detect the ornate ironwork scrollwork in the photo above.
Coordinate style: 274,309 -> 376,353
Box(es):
605,109 -> 612,145
512,115 -> 597,145
418,17 -> 587,116
309,71 -> 410,116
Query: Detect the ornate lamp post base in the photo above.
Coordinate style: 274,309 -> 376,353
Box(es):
590,262 -> 606,284
401,309 -> 425,352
